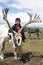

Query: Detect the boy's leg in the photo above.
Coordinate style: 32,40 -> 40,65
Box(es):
21,31 -> 26,42
13,46 -> 22,60
17,46 -> 22,59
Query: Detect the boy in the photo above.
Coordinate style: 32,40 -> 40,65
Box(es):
9,18 -> 26,60
9,18 -> 25,41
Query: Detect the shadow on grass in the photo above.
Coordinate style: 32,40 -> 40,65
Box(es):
4,51 -> 43,63
4,52 -> 14,58
20,52 -> 32,63
4,52 -> 32,63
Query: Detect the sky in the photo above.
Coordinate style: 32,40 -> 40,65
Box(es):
0,0 -> 43,28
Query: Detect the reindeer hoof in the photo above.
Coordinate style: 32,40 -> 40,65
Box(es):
0,54 -> 4,60
14,56 -> 18,60
17,57 -> 21,60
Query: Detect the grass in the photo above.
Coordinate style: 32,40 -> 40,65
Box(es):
0,29 -> 42,54
4,28 -> 43,53
0,28 -> 43,65
22,39 -> 43,52
22,28 -> 43,52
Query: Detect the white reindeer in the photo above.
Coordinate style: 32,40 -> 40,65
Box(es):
0,8 -> 41,60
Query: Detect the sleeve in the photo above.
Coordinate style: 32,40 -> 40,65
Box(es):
21,28 -> 26,41
12,25 -> 15,30
8,25 -> 15,33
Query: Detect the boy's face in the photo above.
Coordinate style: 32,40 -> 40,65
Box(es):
15,20 -> 20,25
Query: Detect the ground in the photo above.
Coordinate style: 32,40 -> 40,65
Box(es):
0,28 -> 43,65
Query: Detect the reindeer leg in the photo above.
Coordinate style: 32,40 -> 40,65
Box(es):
0,35 -> 10,60
11,36 -> 18,60
0,38 -> 5,60
1,40 -> 5,51
37,32 -> 39,38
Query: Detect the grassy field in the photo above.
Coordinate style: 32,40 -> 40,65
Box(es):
3,28 -> 43,56
5,28 -> 43,52
0,28 -> 43,65
22,28 -> 43,52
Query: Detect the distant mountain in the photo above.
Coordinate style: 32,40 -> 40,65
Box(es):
27,22 -> 43,28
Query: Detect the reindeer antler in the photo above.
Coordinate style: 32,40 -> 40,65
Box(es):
27,12 -> 32,21
34,13 -> 37,19
2,8 -> 16,34
2,8 -> 10,28
2,8 -> 9,21
18,12 -> 41,33
27,12 -> 41,22
2,8 -> 41,34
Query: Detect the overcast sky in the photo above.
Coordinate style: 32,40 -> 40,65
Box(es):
0,0 -> 43,27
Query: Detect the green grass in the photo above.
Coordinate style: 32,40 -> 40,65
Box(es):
0,28 -> 43,65
3,28 -> 43,53
22,39 -> 43,52
22,28 -> 43,52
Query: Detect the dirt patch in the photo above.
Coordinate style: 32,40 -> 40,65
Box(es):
0,51 -> 43,65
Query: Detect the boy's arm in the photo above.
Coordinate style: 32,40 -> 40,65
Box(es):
8,25 -> 15,33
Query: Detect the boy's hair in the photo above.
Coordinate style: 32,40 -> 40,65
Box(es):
15,18 -> 21,22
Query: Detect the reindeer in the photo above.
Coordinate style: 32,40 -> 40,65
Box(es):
27,28 -> 40,38
0,8 -> 41,60
27,12 -> 42,38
